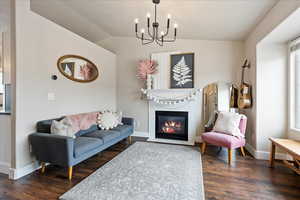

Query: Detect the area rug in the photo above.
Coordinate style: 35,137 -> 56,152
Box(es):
60,142 -> 204,200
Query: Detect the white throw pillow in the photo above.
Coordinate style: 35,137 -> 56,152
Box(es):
51,118 -> 76,138
97,111 -> 122,130
116,111 -> 123,125
213,112 -> 243,138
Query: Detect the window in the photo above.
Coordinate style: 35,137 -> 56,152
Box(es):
289,39 -> 300,130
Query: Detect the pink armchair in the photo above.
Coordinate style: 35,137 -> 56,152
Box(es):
201,115 -> 247,164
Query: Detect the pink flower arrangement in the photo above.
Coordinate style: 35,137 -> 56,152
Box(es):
137,59 -> 157,80
80,63 -> 93,80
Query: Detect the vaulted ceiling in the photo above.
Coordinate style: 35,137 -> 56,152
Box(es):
30,0 -> 279,43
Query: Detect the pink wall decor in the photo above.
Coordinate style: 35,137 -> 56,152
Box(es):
137,60 -> 157,80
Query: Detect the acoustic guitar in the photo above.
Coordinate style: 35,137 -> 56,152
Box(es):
238,60 -> 252,109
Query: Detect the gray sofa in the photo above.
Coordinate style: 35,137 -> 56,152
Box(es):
29,117 -> 134,180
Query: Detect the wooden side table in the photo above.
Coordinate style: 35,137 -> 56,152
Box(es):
269,138 -> 300,175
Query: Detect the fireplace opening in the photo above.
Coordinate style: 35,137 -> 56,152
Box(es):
155,111 -> 188,141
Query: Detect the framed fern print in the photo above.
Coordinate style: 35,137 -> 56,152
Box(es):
170,53 -> 194,88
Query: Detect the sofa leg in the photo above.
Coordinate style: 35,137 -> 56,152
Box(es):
240,146 -> 246,157
68,166 -> 73,181
128,136 -> 132,144
41,162 -> 46,174
228,148 -> 232,165
201,142 -> 206,154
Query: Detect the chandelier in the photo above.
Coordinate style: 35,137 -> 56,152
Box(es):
134,0 -> 178,46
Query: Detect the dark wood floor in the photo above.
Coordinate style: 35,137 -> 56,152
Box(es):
0,138 -> 299,200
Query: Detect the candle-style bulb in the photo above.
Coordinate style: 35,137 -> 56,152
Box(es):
147,13 -> 150,27
141,29 -> 145,34
134,18 -> 139,24
174,23 -> 178,28
161,31 -> 165,36
167,14 -> 171,19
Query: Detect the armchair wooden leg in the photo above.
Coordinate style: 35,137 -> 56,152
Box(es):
201,142 -> 206,154
240,146 -> 246,157
68,166 -> 73,181
41,162 -> 46,174
128,136 -> 132,144
228,148 -> 232,165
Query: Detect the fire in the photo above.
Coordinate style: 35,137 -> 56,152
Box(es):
162,121 -> 182,134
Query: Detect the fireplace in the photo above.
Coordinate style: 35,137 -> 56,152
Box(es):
155,111 -> 188,141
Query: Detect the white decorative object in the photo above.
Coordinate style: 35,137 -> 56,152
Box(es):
97,111 -> 120,130
172,57 -> 192,87
213,112 -> 244,138
141,88 -> 201,105
51,118 -> 76,138
147,89 -> 202,145
146,74 -> 152,90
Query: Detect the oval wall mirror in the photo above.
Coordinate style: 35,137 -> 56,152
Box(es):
57,55 -> 99,83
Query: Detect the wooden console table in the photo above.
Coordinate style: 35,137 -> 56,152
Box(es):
269,138 -> 300,175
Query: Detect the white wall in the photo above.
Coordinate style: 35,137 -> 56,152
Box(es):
13,0 -> 117,172
0,115 -> 11,174
256,43 -> 288,152
245,0 -> 300,152
99,37 -> 244,133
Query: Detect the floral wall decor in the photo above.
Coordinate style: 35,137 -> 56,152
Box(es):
137,59 -> 157,90
137,60 -> 157,80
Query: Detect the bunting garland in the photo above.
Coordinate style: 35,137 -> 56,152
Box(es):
141,88 -> 201,105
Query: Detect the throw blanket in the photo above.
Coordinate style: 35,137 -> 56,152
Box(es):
66,112 -> 98,133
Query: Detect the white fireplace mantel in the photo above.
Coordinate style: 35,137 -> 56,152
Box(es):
147,90 -> 202,145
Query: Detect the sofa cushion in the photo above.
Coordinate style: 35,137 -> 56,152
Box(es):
74,137 -> 103,158
51,118 -> 75,138
66,112 -> 99,134
202,132 -> 245,149
75,124 -> 99,137
112,125 -> 133,136
83,130 -> 121,143
37,117 -> 64,133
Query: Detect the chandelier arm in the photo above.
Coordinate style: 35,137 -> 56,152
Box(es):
157,34 -> 176,42
147,27 -> 154,39
159,38 -> 176,42
143,37 -> 155,42
163,27 -> 170,37
136,33 -> 153,42
142,40 -> 155,45
155,38 -> 163,46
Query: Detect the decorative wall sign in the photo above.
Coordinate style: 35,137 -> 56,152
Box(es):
170,53 -> 194,89
57,55 -> 99,83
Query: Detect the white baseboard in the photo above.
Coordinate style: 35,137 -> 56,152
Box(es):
132,131 -> 149,138
9,161 -> 41,180
147,138 -> 194,146
245,143 -> 290,161
0,162 -> 10,175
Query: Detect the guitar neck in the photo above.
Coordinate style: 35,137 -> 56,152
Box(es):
241,67 -> 245,85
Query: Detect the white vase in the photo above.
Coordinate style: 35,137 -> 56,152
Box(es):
146,74 -> 152,90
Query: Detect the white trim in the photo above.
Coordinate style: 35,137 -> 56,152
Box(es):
147,138 -> 194,146
0,161 -> 10,175
9,161 -> 41,180
132,131 -> 149,138
245,143 -> 290,161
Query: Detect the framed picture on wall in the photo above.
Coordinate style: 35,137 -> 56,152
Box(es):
170,53 -> 194,88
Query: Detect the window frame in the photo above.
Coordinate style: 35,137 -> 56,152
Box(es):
289,38 -> 300,134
